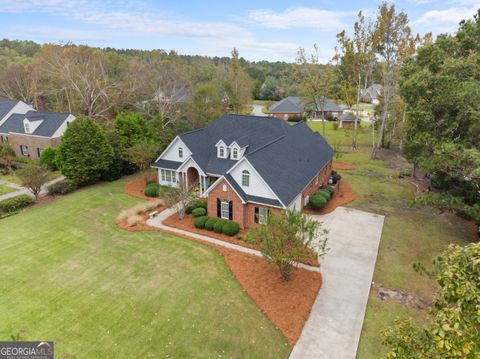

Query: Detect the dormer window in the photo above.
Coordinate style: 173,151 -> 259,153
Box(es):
24,119 -> 31,134
178,147 -> 183,158
242,170 -> 250,187
219,146 -> 225,158
232,148 -> 238,160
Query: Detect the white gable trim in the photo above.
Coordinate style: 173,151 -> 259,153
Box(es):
51,114 -> 75,138
154,136 -> 191,163
202,175 -> 246,204
227,157 -> 285,207
176,155 -> 206,176
215,139 -> 227,147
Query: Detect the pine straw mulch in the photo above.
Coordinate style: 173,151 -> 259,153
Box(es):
118,178 -> 322,345
303,179 -> 356,215
332,160 -> 355,170
163,212 -> 320,267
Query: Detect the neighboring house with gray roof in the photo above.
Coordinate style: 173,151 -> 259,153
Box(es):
0,99 -> 75,160
152,114 -> 334,229
339,112 -> 361,129
361,84 -> 382,105
268,96 -> 343,121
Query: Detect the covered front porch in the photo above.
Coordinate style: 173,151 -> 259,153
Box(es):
178,167 -> 218,196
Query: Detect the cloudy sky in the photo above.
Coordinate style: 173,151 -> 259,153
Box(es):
0,0 -> 479,62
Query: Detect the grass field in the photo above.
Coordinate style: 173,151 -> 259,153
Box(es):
308,120 -> 373,148
329,150 -> 471,358
0,179 -> 290,358
0,183 -> 16,195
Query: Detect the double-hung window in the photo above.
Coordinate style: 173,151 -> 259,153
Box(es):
242,170 -> 250,187
221,200 -> 230,219
255,207 -> 269,225
161,169 -> 176,183
20,145 -> 29,156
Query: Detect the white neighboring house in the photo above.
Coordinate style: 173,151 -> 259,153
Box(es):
361,84 -> 382,105
151,114 -> 334,229
0,99 -> 75,160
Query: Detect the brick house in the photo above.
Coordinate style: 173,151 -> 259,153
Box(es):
152,114 -> 334,229
0,99 -> 75,160
268,96 -> 343,121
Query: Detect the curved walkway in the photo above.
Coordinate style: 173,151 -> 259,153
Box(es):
290,207 -> 384,359
146,206 -> 320,272
0,176 -> 65,201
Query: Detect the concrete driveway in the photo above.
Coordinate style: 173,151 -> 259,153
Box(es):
290,207 -> 384,359
251,104 -> 268,116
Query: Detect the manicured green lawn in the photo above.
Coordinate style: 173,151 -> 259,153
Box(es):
0,172 -> 23,185
308,120 -> 373,148
329,150 -> 471,358
0,183 -> 16,195
0,179 -> 290,358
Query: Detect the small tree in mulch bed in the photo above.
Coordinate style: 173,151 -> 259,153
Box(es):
246,210 -> 329,281
163,186 -> 197,220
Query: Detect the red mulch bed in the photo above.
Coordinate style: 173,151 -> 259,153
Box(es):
303,179 -> 356,215
163,212 -> 320,267
221,249 -> 321,345
455,216 -> 479,243
333,160 -> 355,170
124,175 -> 158,201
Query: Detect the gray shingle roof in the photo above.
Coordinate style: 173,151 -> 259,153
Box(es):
0,111 -> 70,137
361,84 -> 382,100
178,114 -> 334,207
152,159 -> 182,170
339,113 -> 360,122
269,96 -> 343,114
0,99 -> 19,122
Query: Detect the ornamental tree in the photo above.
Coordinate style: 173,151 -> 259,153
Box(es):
57,117 -> 114,185
246,210 -> 328,281
383,243 -> 480,357
17,164 -> 51,200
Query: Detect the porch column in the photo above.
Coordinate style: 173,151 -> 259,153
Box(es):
199,175 -> 203,195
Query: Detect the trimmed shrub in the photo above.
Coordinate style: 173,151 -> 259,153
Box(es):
144,182 -> 160,197
194,216 -> 209,229
204,217 -> 218,231
47,179 -> 77,195
0,194 -> 34,214
315,189 -> 331,200
214,219 -> 227,233
39,147 -> 58,170
325,186 -> 335,196
222,221 -> 240,236
186,200 -> 206,214
192,207 -> 206,217
310,195 -> 327,209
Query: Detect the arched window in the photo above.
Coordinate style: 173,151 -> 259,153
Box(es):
242,170 -> 250,187
178,147 -> 183,158
232,148 -> 238,159
219,146 -> 225,158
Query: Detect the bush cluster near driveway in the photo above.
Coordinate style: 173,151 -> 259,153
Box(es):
310,186 -> 335,210
193,215 -> 240,236
192,207 -> 206,217
0,179 -> 290,358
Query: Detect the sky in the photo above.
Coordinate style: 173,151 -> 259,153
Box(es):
0,0 -> 479,62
